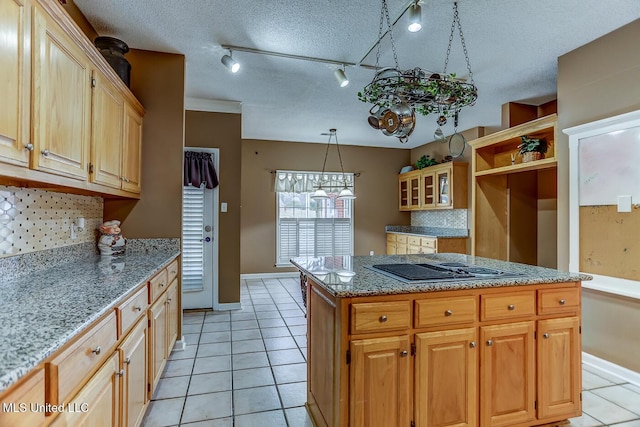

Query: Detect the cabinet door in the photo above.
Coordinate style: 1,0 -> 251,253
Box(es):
32,3 -> 91,180
537,317 -> 581,420
399,177 -> 409,210
0,368 -> 45,427
421,171 -> 435,208
121,103 -> 142,193
166,278 -> 179,356
148,294 -> 167,397
52,352 -> 120,427
0,0 -> 30,167
409,173 -> 421,209
119,317 -> 148,427
90,69 -> 124,189
436,167 -> 452,207
415,328 -> 477,427
350,335 -> 411,427
480,321 -> 535,427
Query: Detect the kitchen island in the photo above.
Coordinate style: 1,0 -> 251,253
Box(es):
291,253 -> 591,427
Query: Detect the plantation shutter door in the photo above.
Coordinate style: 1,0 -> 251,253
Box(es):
182,185 -> 205,291
333,218 -> 352,256
278,218 -> 299,265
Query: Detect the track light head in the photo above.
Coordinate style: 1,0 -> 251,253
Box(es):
408,2 -> 422,32
221,54 -> 240,73
334,68 -> 349,88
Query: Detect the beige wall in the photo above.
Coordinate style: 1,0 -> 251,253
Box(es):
103,50 -> 185,240
558,19 -> 640,372
184,111 -> 242,304
240,139 -> 410,274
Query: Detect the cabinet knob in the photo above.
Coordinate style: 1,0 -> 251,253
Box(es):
508,304 -> 515,311
167,298 -> 172,303
543,333 -> 550,339
124,358 -> 131,365
379,315 -> 388,323
469,341 -> 476,348
160,282 -> 165,287
91,346 -> 101,355
559,299 -> 566,305
486,340 -> 493,346
124,177 -> 130,183
116,369 -> 125,377
134,305 -> 142,312
400,350 -> 408,357
25,143 -> 34,151
41,149 -> 49,157
171,270 -> 177,275
444,309 -> 453,317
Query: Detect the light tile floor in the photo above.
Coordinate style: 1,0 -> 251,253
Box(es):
142,277 -> 640,427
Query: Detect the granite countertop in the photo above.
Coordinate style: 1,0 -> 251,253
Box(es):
0,241 -> 180,393
291,253 -> 592,298
385,226 -> 469,238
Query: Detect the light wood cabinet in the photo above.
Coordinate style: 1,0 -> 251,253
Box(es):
31,1 -> 91,181
415,328 -> 477,427
304,275 -> 582,427
121,103 -> 143,193
0,367 -> 45,426
386,233 -> 467,255
349,336 -> 412,427
167,278 -> 179,354
118,317 -> 148,427
51,352 -> 120,427
399,162 -> 468,211
148,292 -> 167,396
0,0 -> 30,167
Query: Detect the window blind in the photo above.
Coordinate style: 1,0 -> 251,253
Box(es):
181,185 -> 205,291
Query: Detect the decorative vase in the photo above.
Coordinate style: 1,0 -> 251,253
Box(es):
522,151 -> 542,163
98,231 -> 127,256
94,36 -> 131,87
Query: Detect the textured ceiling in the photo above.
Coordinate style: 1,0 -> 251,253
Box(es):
74,0 -> 640,149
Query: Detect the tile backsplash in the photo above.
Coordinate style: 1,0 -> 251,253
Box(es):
0,186 -> 103,257
411,209 -> 468,229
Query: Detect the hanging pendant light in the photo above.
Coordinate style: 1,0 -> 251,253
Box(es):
407,1 -> 422,32
311,129 -> 356,200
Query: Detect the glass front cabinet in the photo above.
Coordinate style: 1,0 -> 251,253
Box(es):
398,162 -> 467,211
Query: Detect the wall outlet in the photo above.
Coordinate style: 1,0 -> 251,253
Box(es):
221,202 -> 228,213
369,250 -> 374,256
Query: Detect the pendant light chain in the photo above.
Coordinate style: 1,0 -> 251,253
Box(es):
375,0 -> 399,69
444,2 -> 474,84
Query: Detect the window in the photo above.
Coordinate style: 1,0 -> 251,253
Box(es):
275,171 -> 354,266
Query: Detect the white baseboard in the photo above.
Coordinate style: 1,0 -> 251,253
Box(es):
173,335 -> 187,351
241,272 -> 300,280
214,302 -> 242,311
582,352 -> 640,387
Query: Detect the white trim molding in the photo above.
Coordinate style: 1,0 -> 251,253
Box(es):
214,302 -> 243,311
563,109 -> 640,299
185,97 -> 242,114
241,272 -> 300,280
582,352 -> 640,387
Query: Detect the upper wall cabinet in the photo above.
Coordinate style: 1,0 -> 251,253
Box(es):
0,0 -> 30,167
0,0 -> 144,198
398,162 -> 468,211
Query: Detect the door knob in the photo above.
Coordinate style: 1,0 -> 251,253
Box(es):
204,237 -> 211,243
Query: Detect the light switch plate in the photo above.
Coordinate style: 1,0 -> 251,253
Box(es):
617,195 -> 632,212
221,202 -> 228,213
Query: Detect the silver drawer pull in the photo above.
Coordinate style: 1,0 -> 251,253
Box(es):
124,358 -> 131,365
91,346 -> 101,355
559,299 -> 566,305
160,282 -> 165,287
543,333 -> 550,339
400,350 -> 408,357
379,315 -> 388,323
171,270 -> 177,275
486,340 -> 493,346
508,304 -> 515,310
116,369 -> 125,377
42,149 -> 50,157
134,305 -> 142,311
25,143 -> 34,151
469,341 -> 476,348
444,309 -> 453,316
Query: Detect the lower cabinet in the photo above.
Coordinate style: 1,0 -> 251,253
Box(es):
0,368 -> 46,426
415,328 -> 477,427
386,233 -> 468,255
51,352 -> 120,426
119,317 -> 148,427
349,336 -> 412,427
148,292 -> 168,396
167,279 -> 179,354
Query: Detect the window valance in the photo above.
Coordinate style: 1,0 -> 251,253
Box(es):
274,170 -> 354,193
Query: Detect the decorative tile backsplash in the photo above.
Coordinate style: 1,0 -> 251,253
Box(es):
0,186 -> 103,257
411,209 -> 468,229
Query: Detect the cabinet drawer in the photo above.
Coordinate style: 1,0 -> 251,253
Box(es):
481,291 -> 535,321
420,247 -> 436,254
538,288 -> 580,315
47,310 -> 117,405
166,258 -> 179,284
386,234 -> 397,243
0,368 -> 45,426
351,301 -> 411,334
421,238 -> 437,249
117,285 -> 149,337
149,268 -> 168,302
396,234 -> 408,244
415,296 -> 477,328
407,236 -> 421,246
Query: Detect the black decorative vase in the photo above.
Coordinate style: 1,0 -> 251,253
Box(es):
94,36 -> 131,87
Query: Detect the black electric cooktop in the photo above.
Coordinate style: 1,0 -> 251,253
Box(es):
368,262 -> 523,283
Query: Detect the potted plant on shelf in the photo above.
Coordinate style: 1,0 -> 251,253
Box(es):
517,135 -> 548,163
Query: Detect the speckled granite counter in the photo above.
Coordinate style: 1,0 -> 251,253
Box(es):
0,239 -> 180,393
385,225 -> 468,238
291,253 -> 591,298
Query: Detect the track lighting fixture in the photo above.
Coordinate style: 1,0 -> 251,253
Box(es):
221,51 -> 240,73
408,1 -> 422,32
334,67 -> 349,88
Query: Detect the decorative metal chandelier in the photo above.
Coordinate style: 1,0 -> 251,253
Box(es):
311,129 -> 356,200
358,1 -> 478,143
